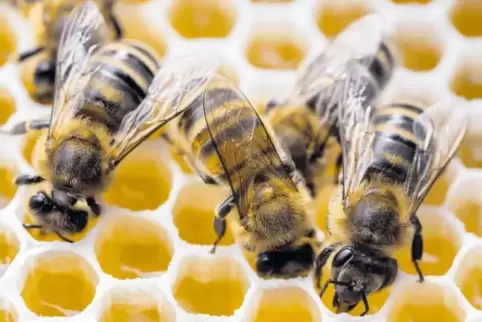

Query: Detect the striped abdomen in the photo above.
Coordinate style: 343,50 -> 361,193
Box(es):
363,102 -> 427,184
82,40 -> 160,133
366,38 -> 397,91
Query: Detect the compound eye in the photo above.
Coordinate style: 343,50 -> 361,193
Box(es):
333,247 -> 354,267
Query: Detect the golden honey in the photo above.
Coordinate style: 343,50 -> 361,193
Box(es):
173,183 -> 235,246
249,287 -> 321,322
99,291 -> 175,322
458,135 -> 482,168
450,195 -> 482,237
387,282 -> 465,322
455,251 -> 482,310
394,33 -> 441,71
167,146 -> 193,174
317,1 -> 370,38
0,304 -> 16,322
95,214 -> 173,279
0,88 -> 15,125
450,63 -> 482,100
0,228 -> 18,265
450,0 -> 482,38
0,165 -> 17,208
422,170 -> 451,206
21,251 -> 97,317
116,4 -> 167,57
172,257 -> 248,316
103,143 -> 172,211
395,211 -> 460,276
391,0 -> 431,3
246,35 -> 305,70
0,17 -> 16,68
169,0 -> 235,39
313,183 -> 337,235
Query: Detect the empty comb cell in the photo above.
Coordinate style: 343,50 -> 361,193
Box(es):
394,208 -> 462,276
0,227 -> 19,265
0,88 -> 15,125
173,183 -> 235,246
98,287 -> 176,322
0,16 -> 16,68
172,256 -> 249,316
245,31 -> 306,70
103,143 -> 172,211
454,246 -> 482,310
20,251 -> 98,317
450,61 -> 482,100
387,282 -> 466,322
450,0 -> 482,38
316,0 -> 371,38
168,0 -> 236,39
95,213 -> 173,279
0,164 -> 18,208
247,287 -> 321,322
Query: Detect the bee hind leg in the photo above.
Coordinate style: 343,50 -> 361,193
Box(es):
55,231 -> 74,243
210,194 -> 235,254
0,119 -> 50,136
15,174 -> 45,186
18,47 -> 44,62
86,197 -> 101,217
410,215 -> 424,283
22,223 -> 47,236
109,14 -> 122,40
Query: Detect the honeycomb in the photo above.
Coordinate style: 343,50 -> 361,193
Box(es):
0,0 -> 480,321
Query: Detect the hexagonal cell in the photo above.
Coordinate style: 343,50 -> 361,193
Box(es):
21,251 -> 98,317
168,0 -> 236,39
103,143 -> 172,211
450,60 -> 482,100
422,162 -> 455,206
0,88 -> 15,125
0,227 -> 19,265
0,17 -> 16,68
387,282 -> 466,321
454,246 -> 482,310
458,133 -> 482,168
245,29 -> 306,70
450,0 -> 482,38
99,287 -> 175,322
0,301 -> 17,322
391,0 -> 431,3
316,0 -> 371,39
95,213 -> 173,279
247,287 -> 321,322
21,129 -> 44,166
172,256 -> 249,316
392,26 -> 443,72
116,4 -> 167,57
394,208 -> 461,276
447,178 -> 482,237
0,164 -> 18,208
173,183 -> 235,246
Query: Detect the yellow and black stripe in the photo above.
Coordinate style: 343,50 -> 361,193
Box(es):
368,39 -> 397,91
82,39 -> 160,133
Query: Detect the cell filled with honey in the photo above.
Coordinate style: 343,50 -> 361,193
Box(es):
391,0 -> 431,3
454,247 -> 482,310
387,282 -> 466,322
0,165 -> 18,208
21,129 -> 43,166
103,143 -> 172,211
0,88 -> 15,125
313,183 -> 337,235
450,0 -> 482,38
458,134 -> 482,168
0,227 -> 19,265
168,0 -> 236,39
21,251 -> 98,317
173,183 -> 234,246
245,33 -> 306,70
422,166 -> 453,206
0,17 -> 16,68
99,288 -> 175,322
447,178 -> 482,237
247,287 -> 321,322
317,0 -> 371,38
394,31 -> 442,71
394,209 -> 461,276
115,4 -> 167,57
95,214 -> 173,279
172,257 -> 249,316
450,62 -> 482,100
0,302 -> 17,322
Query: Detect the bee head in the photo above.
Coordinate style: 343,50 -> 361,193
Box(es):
256,243 -> 315,279
29,191 -> 55,215
328,246 -> 398,314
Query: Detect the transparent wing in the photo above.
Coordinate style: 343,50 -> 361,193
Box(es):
288,14 -> 383,126
203,75 -> 296,218
48,1 -> 108,143
108,56 -> 219,169
406,102 -> 468,215
338,65 -> 378,200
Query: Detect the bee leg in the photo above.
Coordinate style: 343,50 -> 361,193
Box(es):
109,14 -> 122,40
210,194 -> 235,254
18,46 -> 44,62
410,215 -> 424,283
86,197 -> 101,217
22,223 -> 43,230
360,292 -> 369,316
0,119 -> 50,135
314,244 -> 337,291
55,231 -> 74,243
15,174 -> 45,185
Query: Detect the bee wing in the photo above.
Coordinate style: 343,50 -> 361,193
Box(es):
338,65 -> 378,200
288,14 -> 383,125
107,57 -> 218,169
48,1 -> 108,143
406,102 -> 468,215
203,76 -> 297,218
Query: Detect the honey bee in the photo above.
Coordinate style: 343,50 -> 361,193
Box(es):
264,14 -> 398,196
313,66 -> 468,315
18,0 -> 122,104
1,2 -> 216,242
165,75 -> 319,278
